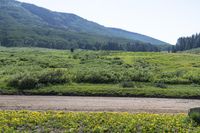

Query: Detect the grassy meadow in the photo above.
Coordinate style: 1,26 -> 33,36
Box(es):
0,47 -> 200,98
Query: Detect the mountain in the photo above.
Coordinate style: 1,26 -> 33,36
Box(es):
0,0 -> 170,51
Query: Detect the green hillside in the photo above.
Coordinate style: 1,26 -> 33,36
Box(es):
21,1 -> 169,45
0,0 -> 169,51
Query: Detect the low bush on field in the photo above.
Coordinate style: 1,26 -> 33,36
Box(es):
188,74 -> 200,85
8,74 -> 38,90
8,69 -> 69,90
155,70 -> 191,84
155,78 -> 190,85
154,82 -> 167,88
110,57 -> 124,65
129,69 -> 154,82
38,70 -> 69,85
160,70 -> 187,79
75,67 -> 155,84
76,69 -> 121,83
121,81 -> 136,88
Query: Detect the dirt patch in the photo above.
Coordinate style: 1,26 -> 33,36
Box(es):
0,95 -> 199,113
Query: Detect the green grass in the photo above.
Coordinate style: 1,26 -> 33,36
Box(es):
184,48 -> 200,54
4,83 -> 199,98
0,111 -> 199,132
1,47 -> 200,98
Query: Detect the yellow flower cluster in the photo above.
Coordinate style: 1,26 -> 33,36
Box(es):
0,111 -> 199,133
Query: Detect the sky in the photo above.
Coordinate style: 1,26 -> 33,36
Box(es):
17,0 -> 200,44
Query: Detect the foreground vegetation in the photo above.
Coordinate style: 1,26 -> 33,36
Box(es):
0,111 -> 199,132
1,47 -> 200,98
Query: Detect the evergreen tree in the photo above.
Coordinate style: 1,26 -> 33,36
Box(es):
175,33 -> 200,51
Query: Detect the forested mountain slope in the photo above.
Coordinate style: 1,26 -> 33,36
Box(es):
0,0 -> 169,51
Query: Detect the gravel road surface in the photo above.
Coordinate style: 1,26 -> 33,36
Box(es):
0,95 -> 199,113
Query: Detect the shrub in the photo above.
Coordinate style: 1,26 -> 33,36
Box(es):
8,74 -> 38,90
155,78 -> 190,85
8,69 -> 70,90
134,59 -> 151,69
76,70 -> 121,84
111,57 -> 124,65
161,70 -> 187,78
188,107 -> 200,124
38,70 -> 69,85
121,82 -> 136,88
154,82 -> 167,88
188,76 -> 200,85
160,72 -> 177,79
129,69 -> 154,82
158,70 -> 190,84
175,70 -> 187,77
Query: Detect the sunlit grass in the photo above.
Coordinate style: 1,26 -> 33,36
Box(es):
1,47 -> 200,98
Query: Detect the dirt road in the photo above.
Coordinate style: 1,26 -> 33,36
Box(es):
0,95 -> 199,113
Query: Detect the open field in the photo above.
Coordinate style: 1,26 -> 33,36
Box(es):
0,96 -> 200,113
1,47 -> 200,98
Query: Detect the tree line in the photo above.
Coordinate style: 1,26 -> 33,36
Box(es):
172,33 -> 200,52
0,34 -> 160,52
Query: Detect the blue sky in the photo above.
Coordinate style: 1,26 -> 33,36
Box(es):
18,0 -> 200,44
